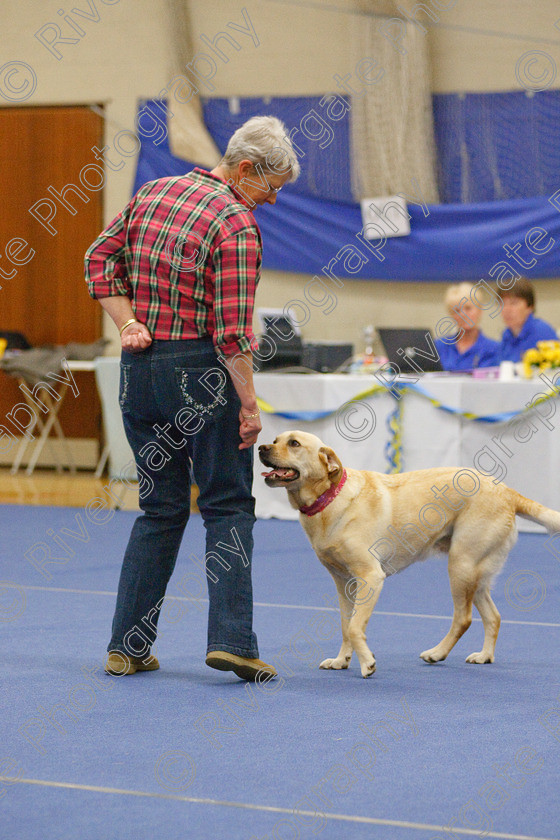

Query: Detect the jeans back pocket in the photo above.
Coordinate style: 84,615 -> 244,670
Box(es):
175,367 -> 228,422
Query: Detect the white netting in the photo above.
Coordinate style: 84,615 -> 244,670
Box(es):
165,0 -> 221,167
349,2 -> 440,202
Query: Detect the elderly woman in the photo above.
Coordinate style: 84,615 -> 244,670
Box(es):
86,116 -> 300,682
434,282 -> 500,371
499,278 -> 557,363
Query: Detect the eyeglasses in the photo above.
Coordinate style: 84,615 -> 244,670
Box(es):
228,174 -> 284,196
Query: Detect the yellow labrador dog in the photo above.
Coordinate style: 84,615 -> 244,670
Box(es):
259,430 -> 560,678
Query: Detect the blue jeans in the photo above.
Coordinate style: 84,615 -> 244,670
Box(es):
108,338 -> 259,659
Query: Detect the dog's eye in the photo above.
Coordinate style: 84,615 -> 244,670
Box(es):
288,439 -> 300,447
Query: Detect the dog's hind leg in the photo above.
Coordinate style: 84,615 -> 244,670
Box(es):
466,583 -> 501,664
464,538 -> 511,663
420,562 -> 475,664
319,574 -> 355,671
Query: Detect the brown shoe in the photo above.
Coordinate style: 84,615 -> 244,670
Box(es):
104,651 -> 160,676
206,651 -> 277,682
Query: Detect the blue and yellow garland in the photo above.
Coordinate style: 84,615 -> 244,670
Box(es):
256,382 -> 559,474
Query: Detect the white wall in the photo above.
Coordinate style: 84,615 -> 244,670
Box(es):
187,0 -> 560,95
3,0 -> 175,218
2,0 -> 560,353
429,0 -> 560,93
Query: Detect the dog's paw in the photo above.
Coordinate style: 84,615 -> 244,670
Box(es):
319,656 -> 350,670
465,651 -> 494,664
360,660 -> 376,678
420,647 -> 447,663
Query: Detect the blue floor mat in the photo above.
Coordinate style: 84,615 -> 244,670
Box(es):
1,505 -> 559,840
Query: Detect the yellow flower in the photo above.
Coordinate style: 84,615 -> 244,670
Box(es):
523,348 -> 541,365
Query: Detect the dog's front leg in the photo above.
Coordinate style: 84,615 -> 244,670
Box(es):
319,574 -> 355,671
346,572 -> 384,678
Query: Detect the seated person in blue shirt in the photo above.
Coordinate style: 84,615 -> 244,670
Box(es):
434,282 -> 500,371
499,278 -> 557,363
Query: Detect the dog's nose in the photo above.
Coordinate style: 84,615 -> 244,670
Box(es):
259,444 -> 271,453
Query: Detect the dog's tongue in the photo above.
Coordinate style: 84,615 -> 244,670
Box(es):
261,467 -> 296,479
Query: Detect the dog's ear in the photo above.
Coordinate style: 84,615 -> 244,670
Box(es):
319,446 -> 343,481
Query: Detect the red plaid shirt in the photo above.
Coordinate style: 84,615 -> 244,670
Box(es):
85,168 -> 262,356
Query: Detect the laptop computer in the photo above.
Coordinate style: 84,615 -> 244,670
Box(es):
377,327 -> 443,374
256,313 -> 304,370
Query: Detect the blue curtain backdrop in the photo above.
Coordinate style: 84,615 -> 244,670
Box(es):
432,90 -> 560,204
132,96 -> 560,282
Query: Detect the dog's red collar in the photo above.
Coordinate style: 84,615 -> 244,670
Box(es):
299,469 -> 348,516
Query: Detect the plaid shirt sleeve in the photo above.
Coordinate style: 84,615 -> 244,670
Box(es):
212,226 -> 261,357
84,205 -> 132,299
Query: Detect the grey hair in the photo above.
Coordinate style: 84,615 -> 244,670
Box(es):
221,116 -> 301,181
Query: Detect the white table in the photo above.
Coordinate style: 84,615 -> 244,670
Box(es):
252,373 -> 560,532
91,360 -> 560,532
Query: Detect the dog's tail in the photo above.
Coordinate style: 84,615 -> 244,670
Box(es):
514,492 -> 560,534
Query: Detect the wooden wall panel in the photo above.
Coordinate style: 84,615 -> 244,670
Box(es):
0,105 -> 104,443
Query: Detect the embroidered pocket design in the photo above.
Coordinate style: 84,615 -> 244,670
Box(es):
176,369 -> 226,419
119,364 -> 130,410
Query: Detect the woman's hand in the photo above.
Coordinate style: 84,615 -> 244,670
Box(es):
238,408 -> 262,450
121,321 -> 152,353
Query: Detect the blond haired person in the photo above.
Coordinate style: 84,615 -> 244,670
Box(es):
434,282 -> 500,371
